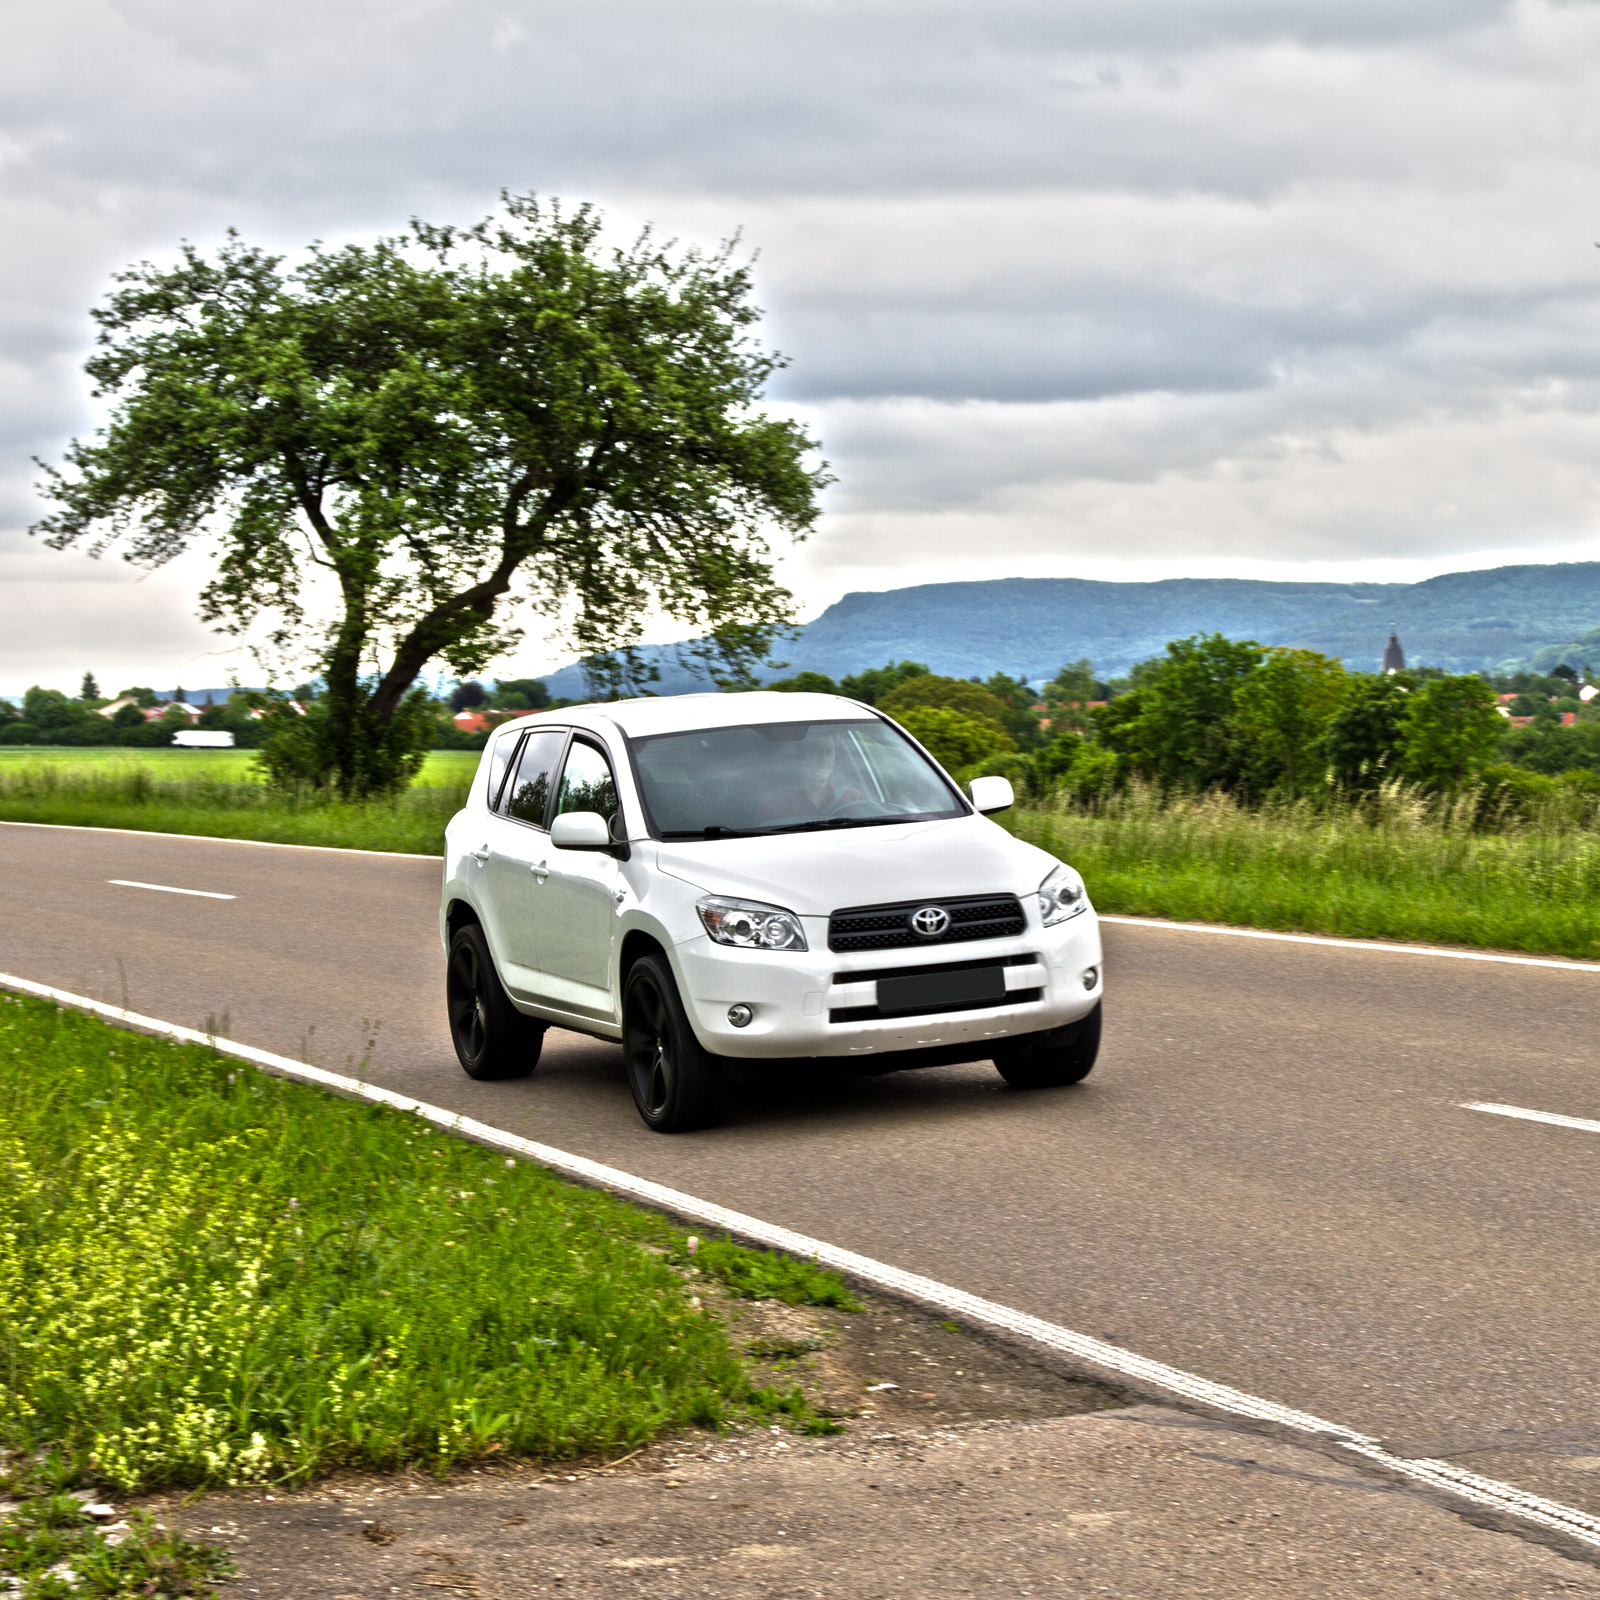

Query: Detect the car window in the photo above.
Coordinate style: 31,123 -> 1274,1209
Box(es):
629,719 -> 964,838
554,739 -> 619,825
484,727 -> 522,811
502,728 -> 567,826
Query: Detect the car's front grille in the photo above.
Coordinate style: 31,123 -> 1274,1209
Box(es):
827,893 -> 1026,953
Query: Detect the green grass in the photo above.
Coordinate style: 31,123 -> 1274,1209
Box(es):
0,994 -> 853,1497
0,751 -> 479,853
1010,783 -> 1600,961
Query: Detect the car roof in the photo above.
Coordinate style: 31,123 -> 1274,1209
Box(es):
511,690 -> 879,740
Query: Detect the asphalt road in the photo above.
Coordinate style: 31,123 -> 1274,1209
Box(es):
6,820 -> 1600,1526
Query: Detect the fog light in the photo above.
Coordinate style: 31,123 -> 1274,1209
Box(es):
1082,967 -> 1099,991
727,1003 -> 754,1028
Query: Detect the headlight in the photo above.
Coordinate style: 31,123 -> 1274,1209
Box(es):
697,895 -> 808,952
1038,864 -> 1089,927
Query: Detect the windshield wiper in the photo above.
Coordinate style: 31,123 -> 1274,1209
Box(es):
765,815 -> 918,835
659,824 -> 769,840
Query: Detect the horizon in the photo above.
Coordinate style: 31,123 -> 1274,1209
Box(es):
7,554 -> 1595,702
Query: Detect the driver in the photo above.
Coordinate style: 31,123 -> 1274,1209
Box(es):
755,731 -> 864,824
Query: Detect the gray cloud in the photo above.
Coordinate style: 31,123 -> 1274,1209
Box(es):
5,0 -> 1600,691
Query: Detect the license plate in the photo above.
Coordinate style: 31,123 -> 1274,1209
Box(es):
876,965 -> 1006,1017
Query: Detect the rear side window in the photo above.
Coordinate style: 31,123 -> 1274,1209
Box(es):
485,728 -> 522,811
503,728 -> 568,826
555,739 -> 619,825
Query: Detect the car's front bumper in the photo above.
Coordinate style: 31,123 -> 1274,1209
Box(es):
671,907 -> 1103,1060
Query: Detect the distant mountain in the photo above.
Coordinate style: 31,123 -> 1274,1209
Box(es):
538,561 -> 1600,697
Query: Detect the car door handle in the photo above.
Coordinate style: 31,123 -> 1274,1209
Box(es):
471,844 -> 491,864
531,858 -> 549,882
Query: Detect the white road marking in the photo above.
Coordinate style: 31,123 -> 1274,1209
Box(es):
1463,1101 -> 1600,1137
1101,914 -> 1600,975
107,879 -> 236,901
2,968 -> 1598,1553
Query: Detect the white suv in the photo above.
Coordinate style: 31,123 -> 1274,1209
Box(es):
440,691 -> 1103,1132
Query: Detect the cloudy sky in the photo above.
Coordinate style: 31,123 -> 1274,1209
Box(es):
6,0 -> 1600,693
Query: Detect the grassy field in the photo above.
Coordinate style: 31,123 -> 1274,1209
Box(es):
0,991 -> 851,1503
0,749 -> 479,853
0,747 -> 480,786
1009,783 -> 1600,961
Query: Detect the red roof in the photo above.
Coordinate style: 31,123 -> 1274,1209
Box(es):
453,711 -> 489,732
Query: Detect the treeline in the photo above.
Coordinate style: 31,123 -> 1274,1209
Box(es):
0,676 -> 567,755
768,639 -> 1600,814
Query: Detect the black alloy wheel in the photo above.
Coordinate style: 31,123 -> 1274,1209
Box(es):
621,954 -> 728,1133
446,921 -> 544,1081
992,1002 -> 1102,1089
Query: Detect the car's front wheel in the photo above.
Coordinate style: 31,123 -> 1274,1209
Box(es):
447,921 -> 545,1081
992,1003 -> 1101,1089
622,954 -> 728,1133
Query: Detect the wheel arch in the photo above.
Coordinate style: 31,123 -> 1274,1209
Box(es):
619,928 -> 668,993
445,896 -> 481,942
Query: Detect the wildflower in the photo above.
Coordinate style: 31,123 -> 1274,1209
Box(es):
686,1236 -> 699,1256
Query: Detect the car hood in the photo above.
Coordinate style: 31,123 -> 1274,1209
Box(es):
652,814 -> 1061,916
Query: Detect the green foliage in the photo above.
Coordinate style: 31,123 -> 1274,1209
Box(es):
1009,781 -> 1600,960
892,706 -> 1015,777
0,752 -> 476,854
1500,717 -> 1600,775
980,673 -> 1046,750
1096,634 -> 1266,791
677,1238 -> 860,1310
256,686 -> 435,796
1321,673 -> 1412,791
79,673 -> 99,702
1042,659 -> 1104,734
764,671 -> 842,695
1033,735 -> 1122,804
835,661 -> 929,705
1229,648 -> 1350,796
0,1476 -> 233,1598
34,195 -> 825,797
492,677 -> 551,711
1399,674 -> 1503,789
877,673 -> 1010,730
0,997 -> 846,1491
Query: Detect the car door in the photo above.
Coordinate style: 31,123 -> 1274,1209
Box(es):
534,736 -> 622,1017
479,726 -> 568,999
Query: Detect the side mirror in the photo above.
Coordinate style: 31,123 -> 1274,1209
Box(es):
968,775 -> 1014,815
550,811 -> 611,850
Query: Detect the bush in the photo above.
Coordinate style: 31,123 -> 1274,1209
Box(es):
257,688 -> 435,796
891,705 -> 1014,777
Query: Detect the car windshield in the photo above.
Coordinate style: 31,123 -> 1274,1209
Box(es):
630,718 -> 967,839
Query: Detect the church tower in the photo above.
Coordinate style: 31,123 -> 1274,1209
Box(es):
1382,630 -> 1406,674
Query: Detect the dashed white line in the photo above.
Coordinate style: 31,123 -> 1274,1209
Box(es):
1100,915 -> 1600,975
107,879 -> 236,900
3,965 -> 1600,1554
1462,1101 -> 1600,1137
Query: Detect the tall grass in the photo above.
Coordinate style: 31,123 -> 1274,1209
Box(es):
1010,780 -> 1600,960
0,994 -> 850,1492
0,757 -> 472,854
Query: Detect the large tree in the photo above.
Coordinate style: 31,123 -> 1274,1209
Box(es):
33,196 -> 826,793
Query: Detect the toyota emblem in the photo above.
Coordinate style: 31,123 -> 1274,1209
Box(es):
909,905 -> 952,939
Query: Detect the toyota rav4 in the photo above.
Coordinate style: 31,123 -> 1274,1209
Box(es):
440,690 -> 1103,1131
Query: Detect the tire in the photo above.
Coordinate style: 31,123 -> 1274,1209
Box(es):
993,1003 -> 1101,1089
621,954 -> 728,1133
447,921 -> 545,1081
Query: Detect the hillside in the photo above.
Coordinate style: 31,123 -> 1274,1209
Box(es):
539,561 -> 1600,696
